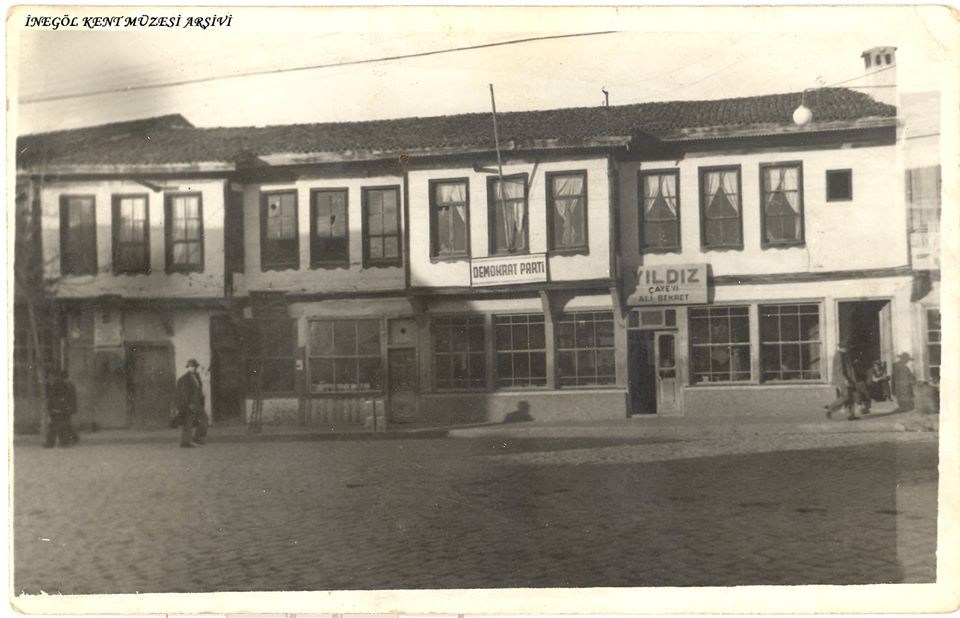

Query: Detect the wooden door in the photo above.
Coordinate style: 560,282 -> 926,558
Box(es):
126,343 -> 175,427
655,332 -> 680,415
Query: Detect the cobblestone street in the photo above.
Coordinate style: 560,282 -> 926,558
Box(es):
13,430 -> 937,594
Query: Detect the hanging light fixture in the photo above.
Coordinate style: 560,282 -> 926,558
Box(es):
793,89 -> 814,126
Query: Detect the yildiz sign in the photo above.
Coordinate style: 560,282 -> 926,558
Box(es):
470,253 -> 548,287
628,263 -> 708,305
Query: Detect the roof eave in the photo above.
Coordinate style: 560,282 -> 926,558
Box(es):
16,161 -> 237,176
655,117 -> 897,141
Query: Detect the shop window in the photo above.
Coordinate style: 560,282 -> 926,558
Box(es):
547,171 -> 588,253
689,306 -> 750,383
260,191 -> 299,270
699,166 -> 742,250
431,315 -> 485,390
494,313 -> 546,387
165,193 -> 204,273
112,195 -> 150,274
760,163 -> 804,246
488,175 -> 528,255
362,187 -> 402,267
826,169 -> 853,202
60,195 -> 97,275
557,311 -> 615,387
245,318 -> 296,394
927,309 -> 940,385
640,170 -> 680,252
430,179 -> 470,259
310,189 -> 349,267
759,303 -> 821,381
308,319 -> 382,392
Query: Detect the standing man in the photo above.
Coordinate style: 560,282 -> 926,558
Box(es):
825,340 -> 860,421
175,358 -> 208,448
44,370 -> 79,447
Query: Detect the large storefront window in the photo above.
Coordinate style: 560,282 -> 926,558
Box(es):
927,309 -> 941,385
494,314 -> 546,387
689,306 -> 750,383
557,311 -> 615,386
308,319 -> 382,392
246,319 -> 296,394
432,316 -> 485,390
760,303 -> 821,381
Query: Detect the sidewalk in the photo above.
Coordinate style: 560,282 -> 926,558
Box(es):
13,405 -> 937,446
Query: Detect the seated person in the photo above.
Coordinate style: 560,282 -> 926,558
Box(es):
866,360 -> 892,402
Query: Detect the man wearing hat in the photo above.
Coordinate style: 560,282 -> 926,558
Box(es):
174,358 -> 208,447
825,339 -> 860,420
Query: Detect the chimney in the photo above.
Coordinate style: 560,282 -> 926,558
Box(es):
857,46 -> 897,108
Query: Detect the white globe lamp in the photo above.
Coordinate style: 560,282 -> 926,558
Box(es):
792,104 -> 813,126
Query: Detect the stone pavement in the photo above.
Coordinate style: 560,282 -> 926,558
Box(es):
12,425 -> 938,595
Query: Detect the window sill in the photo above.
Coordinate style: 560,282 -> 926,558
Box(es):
548,247 -> 590,257
260,264 -> 300,272
642,247 -> 682,255
688,381 -> 828,388
308,390 -> 385,398
362,261 -> 403,270
761,242 -> 805,250
113,270 -> 151,276
166,267 -> 204,275
429,255 -> 470,264
310,262 -> 351,271
826,197 -> 853,203
700,245 -> 743,253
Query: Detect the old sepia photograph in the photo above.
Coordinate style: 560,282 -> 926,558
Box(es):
7,5 -> 958,615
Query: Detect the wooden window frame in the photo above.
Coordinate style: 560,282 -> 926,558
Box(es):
361,185 -> 403,268
546,170 -> 589,255
429,178 -> 471,261
698,165 -> 744,251
487,173 -> 530,256
259,190 -> 300,272
688,305 -> 752,384
556,310 -> 616,387
309,188 -> 350,269
759,161 -> 805,248
638,168 -> 682,254
431,315 -> 487,391
826,169 -> 853,202
493,312 -> 548,389
111,194 -> 150,275
246,318 -> 297,395
758,303 -> 822,382
307,318 -> 383,394
59,194 -> 97,276
164,192 -> 204,274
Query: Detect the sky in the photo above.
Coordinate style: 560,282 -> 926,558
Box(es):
10,6 -> 955,135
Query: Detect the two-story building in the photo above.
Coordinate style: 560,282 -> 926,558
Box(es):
19,51 -> 937,430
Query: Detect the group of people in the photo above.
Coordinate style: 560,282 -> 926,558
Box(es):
826,340 -> 912,421
42,359 -> 209,448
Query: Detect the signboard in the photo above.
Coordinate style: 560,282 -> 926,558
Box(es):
628,263 -> 708,306
470,253 -> 548,287
94,307 -> 124,348
910,231 -> 940,271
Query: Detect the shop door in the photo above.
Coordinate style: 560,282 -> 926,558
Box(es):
126,343 -> 175,427
655,332 -> 679,415
210,315 -> 244,422
387,318 -> 419,423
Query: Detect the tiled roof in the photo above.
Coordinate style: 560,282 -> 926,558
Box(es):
17,88 -> 895,169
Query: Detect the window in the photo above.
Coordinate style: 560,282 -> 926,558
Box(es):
494,314 -> 546,387
245,318 -> 296,394
112,195 -> 150,274
760,304 -> 821,381
557,311 -> 616,387
430,179 -> 469,259
308,319 -> 382,392
927,309 -> 940,385
488,175 -> 528,255
689,306 -> 750,383
760,162 -> 804,246
547,171 -> 587,253
362,186 -> 402,267
260,191 -> 299,270
165,193 -> 203,272
826,169 -> 853,202
59,195 -> 97,275
907,166 -> 941,231
310,189 -> 349,267
640,170 -> 680,252
432,316 -> 485,390
699,166 -> 742,249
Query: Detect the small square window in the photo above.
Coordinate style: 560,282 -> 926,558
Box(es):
826,170 -> 852,202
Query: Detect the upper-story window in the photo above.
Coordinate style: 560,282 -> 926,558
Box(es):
112,195 -> 150,274
310,189 -> 349,268
826,169 -> 853,202
760,162 -> 804,247
430,179 -> 469,259
546,171 -> 588,253
699,166 -> 742,250
362,186 -> 402,267
640,170 -> 680,252
59,195 -> 97,275
165,193 -> 204,273
260,191 -> 299,271
488,174 -> 528,255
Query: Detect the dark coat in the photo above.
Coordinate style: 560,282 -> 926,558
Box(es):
47,378 -> 77,416
831,350 -> 857,388
175,370 -> 205,412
